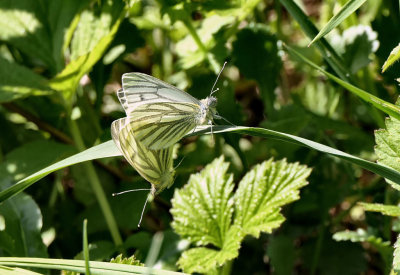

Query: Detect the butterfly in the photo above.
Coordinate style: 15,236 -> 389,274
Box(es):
111,117 -> 175,196
116,62 -> 227,150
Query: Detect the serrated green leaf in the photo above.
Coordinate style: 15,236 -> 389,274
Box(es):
177,226 -> 242,274
171,156 -> 310,273
375,99 -> 400,190
383,43 -> 400,73
171,156 -> 234,248
358,202 -> 400,216
309,0 -> 366,46
234,159 -> 311,238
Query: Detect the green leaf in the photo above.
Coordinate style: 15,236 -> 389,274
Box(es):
309,0 -> 367,46
0,0 -> 56,70
285,44 -> 400,121
382,43 -> 400,73
0,193 -> 47,257
177,226 -> 242,274
358,203 -> 400,216
171,156 -> 235,248
234,159 -> 311,238
49,1 -> 125,97
0,57 -> 53,103
171,156 -> 310,273
0,257 -> 185,275
375,99 -> 400,190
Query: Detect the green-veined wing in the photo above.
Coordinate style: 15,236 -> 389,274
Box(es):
111,118 -> 175,194
117,72 -> 219,150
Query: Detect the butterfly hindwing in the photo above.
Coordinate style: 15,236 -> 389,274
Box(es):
127,101 -> 201,150
111,118 -> 175,193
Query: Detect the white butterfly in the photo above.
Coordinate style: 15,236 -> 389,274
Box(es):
116,62 -> 227,150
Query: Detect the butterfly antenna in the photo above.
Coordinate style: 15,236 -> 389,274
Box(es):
215,114 -> 236,126
112,188 -> 152,196
138,193 -> 151,228
174,156 -> 186,170
210,61 -> 227,96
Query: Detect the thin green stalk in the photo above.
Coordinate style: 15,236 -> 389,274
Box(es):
83,219 -> 91,275
67,116 -> 123,247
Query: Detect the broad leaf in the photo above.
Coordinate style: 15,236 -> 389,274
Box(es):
0,192 -> 47,257
234,159 -> 311,238
309,0 -> 367,46
171,156 -> 310,273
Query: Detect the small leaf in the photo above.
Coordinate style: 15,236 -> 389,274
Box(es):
358,202 -> 400,216
234,159 -> 311,238
375,99 -> 400,190
382,43 -> 400,73
309,0 -> 366,46
110,254 -> 144,266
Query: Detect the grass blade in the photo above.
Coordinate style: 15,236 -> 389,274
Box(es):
382,43 -> 400,72
0,257 -> 186,275
1,126 -> 400,204
285,44 -> 400,121
309,0 -> 367,46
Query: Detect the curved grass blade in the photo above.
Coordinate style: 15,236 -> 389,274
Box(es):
308,0 -> 367,46
0,141 -> 121,203
0,257 -> 186,275
1,126 -> 400,203
285,44 -> 400,121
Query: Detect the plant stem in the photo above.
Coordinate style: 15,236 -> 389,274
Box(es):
67,115 -> 123,247
220,260 -> 232,275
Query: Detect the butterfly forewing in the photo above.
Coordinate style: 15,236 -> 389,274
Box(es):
111,118 -> 175,193
127,102 -> 201,150
119,73 -> 201,114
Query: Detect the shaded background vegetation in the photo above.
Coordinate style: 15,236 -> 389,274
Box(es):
0,0 -> 400,274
